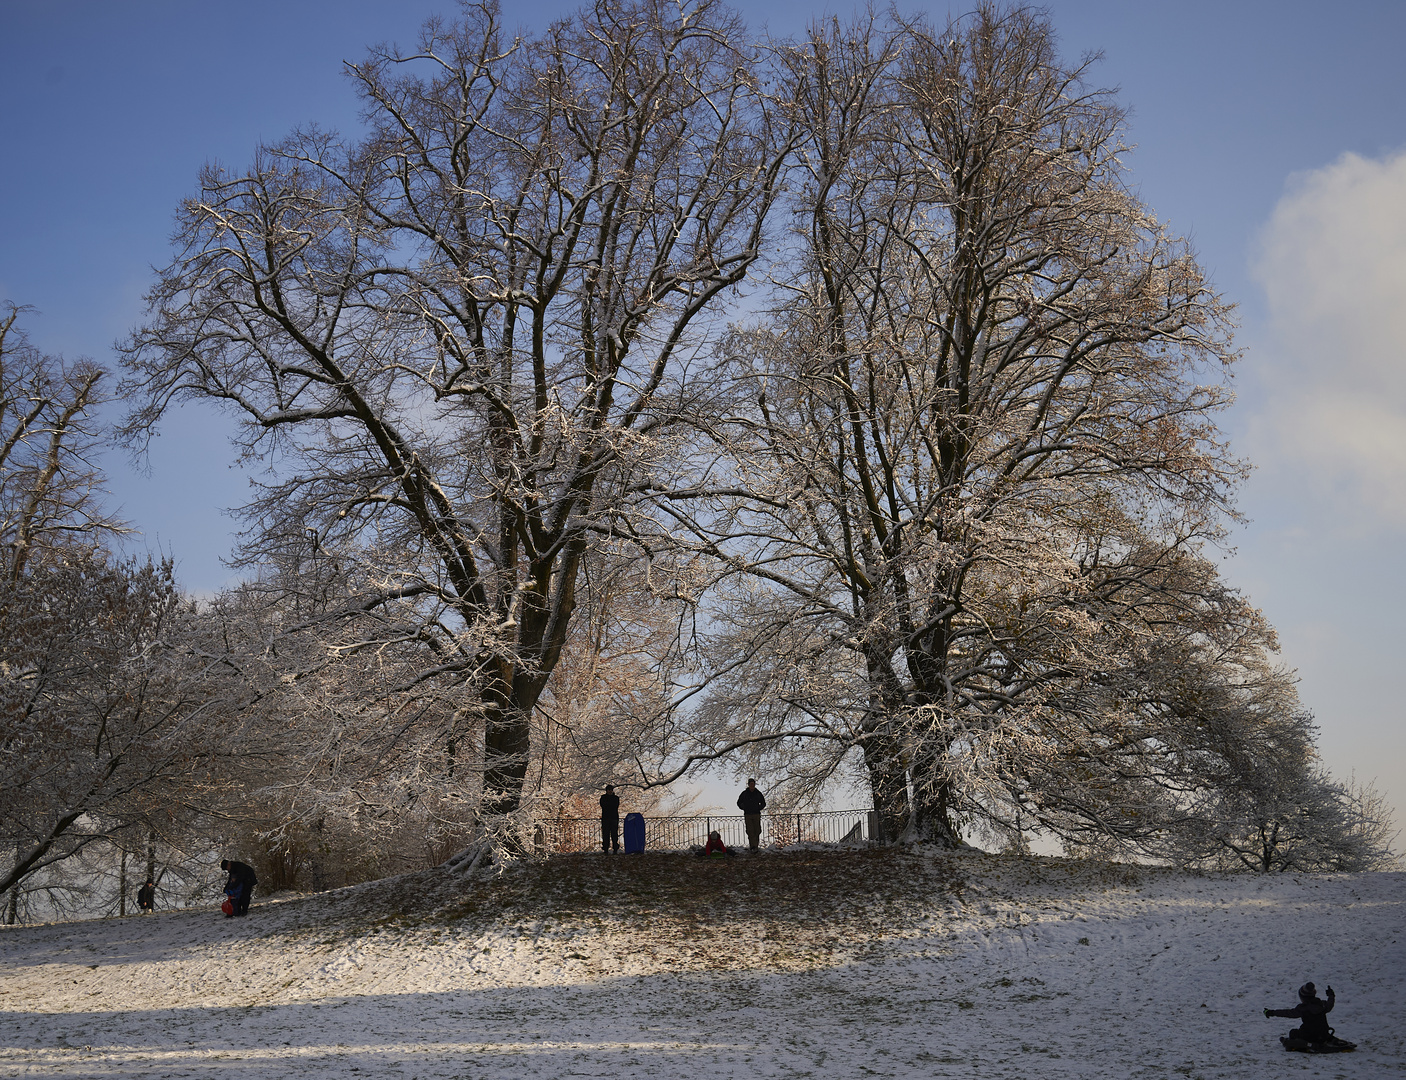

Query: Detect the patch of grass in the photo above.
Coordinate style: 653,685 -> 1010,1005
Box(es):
436,847 -> 962,933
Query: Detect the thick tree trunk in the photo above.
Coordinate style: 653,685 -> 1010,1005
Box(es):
863,733 -> 911,844
907,760 -> 962,846
481,670 -> 533,818
482,715 -> 532,817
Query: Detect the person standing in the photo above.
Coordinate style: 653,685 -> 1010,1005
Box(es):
136,878 -> 156,914
600,784 -> 621,854
737,778 -> 766,852
220,859 -> 257,916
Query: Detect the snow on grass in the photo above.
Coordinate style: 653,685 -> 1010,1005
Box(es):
1,849 -> 1402,1078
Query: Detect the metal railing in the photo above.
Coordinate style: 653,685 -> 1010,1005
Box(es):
532,808 -> 878,853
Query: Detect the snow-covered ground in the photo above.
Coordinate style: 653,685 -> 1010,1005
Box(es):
1,849 -> 1401,1078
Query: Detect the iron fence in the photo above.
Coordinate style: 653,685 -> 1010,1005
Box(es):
532,808 -> 878,853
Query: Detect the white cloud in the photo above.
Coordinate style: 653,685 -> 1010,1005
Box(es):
1249,148 -> 1406,525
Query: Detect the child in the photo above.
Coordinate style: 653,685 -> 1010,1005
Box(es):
1264,982 -> 1354,1052
703,830 -> 728,857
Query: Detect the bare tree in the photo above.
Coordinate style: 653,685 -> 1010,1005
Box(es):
0,304 -> 124,581
0,554 -> 234,908
657,7 -> 1267,846
0,307 -> 259,916
119,1 -> 783,835
1169,742 -> 1399,874
1,305 -> 144,919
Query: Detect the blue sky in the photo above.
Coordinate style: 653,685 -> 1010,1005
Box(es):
3,0 -> 1404,832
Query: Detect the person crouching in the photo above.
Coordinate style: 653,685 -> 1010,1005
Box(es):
220,859 -> 258,917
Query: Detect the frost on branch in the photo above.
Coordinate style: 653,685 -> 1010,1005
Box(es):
117,0 -> 783,831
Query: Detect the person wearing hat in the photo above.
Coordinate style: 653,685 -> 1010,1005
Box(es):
136,878 -> 156,914
599,785 -> 621,854
1265,981 -> 1339,1047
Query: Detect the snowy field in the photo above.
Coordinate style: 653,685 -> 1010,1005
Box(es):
1,848 -> 1402,1079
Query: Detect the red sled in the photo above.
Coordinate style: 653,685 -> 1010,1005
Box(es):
221,898 -> 234,916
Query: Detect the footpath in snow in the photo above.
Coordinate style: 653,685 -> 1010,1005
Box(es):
1,848 -> 1402,1078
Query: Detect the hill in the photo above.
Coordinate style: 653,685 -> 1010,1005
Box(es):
1,848 -> 1402,1077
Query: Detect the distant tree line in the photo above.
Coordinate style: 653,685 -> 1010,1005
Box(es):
2,2 -> 1395,916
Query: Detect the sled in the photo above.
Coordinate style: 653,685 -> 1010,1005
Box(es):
1280,1034 -> 1356,1053
623,812 -> 645,853
221,898 -> 234,916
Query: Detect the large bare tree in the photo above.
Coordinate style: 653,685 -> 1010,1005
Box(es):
120,1 -> 783,829
659,7 -> 1269,846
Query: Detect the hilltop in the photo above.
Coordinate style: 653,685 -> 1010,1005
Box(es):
1,848 -> 1402,1077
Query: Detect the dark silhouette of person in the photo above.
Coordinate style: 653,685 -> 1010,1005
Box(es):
737,778 -> 766,852
136,878 -> 155,913
600,784 -> 621,854
220,859 -> 257,916
1265,982 -> 1338,1046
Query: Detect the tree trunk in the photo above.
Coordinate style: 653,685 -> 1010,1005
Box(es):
145,827 -> 157,884
863,733 -> 910,844
118,845 -> 128,918
481,677 -> 532,818
907,759 -> 962,847
4,844 -> 17,925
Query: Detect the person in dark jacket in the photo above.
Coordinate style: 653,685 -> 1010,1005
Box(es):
136,879 -> 155,913
221,859 -> 257,916
1265,982 -> 1336,1045
600,785 -> 621,854
737,778 -> 766,852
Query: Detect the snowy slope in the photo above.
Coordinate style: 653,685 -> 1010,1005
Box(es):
1,849 -> 1401,1078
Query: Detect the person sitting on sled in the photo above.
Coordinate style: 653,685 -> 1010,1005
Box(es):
1265,982 -> 1338,1046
